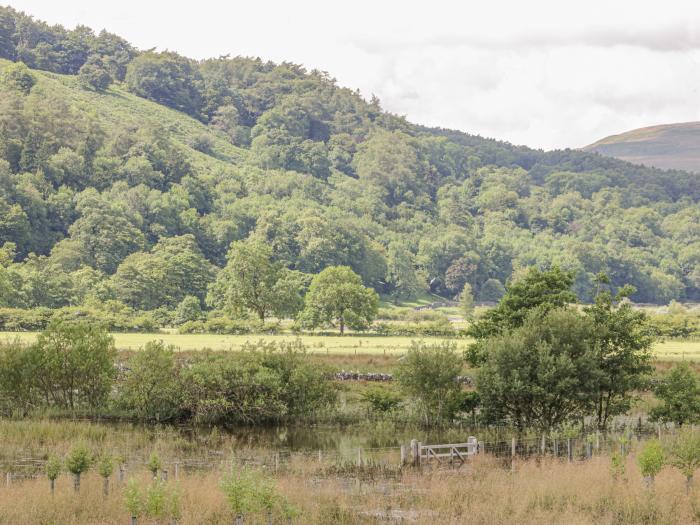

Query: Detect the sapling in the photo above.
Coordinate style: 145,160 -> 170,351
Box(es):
147,452 -> 162,480
667,430 -> 700,493
610,452 -> 626,481
220,465 -> 257,525
125,478 -> 143,525
65,444 -> 92,492
98,456 -> 114,496
280,497 -> 299,525
168,483 -> 182,525
257,477 -> 278,525
146,481 -> 168,518
637,439 -> 665,488
45,455 -> 62,496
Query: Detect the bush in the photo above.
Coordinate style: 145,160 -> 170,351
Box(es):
360,387 -> 402,414
395,341 -> 464,425
1,62 -> 35,94
78,58 -> 112,91
117,341 -> 181,421
180,341 -> 335,424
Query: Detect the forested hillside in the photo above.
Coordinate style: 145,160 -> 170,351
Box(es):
0,5 -> 699,312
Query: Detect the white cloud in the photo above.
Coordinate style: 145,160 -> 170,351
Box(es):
8,0 -> 700,149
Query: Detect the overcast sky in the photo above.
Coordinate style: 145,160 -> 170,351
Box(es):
7,0 -> 700,150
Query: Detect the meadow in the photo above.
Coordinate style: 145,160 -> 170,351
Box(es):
1,331 -> 698,358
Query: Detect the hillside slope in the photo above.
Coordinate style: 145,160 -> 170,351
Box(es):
0,6 -> 699,309
585,122 -> 700,173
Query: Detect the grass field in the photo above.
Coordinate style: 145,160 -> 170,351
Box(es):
1,331 -> 698,359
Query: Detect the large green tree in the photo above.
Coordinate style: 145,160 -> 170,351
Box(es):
300,266 -> 378,334
477,308 -> 597,430
206,240 -> 305,322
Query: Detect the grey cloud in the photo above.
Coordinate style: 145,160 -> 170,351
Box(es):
349,23 -> 700,53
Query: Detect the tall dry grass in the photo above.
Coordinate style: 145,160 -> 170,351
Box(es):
1,453 -> 700,524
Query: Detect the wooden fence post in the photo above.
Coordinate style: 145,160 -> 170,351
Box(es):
554,439 -> 559,457
5,472 -> 9,487
400,445 -> 406,467
356,448 -> 363,468
174,461 -> 179,481
318,450 -> 322,463
541,435 -> 546,456
410,439 -> 418,466
417,442 -> 422,467
595,431 -> 600,452
511,437 -> 516,473
567,438 -> 572,463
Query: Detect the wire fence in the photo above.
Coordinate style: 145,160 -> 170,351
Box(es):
0,423 -> 686,485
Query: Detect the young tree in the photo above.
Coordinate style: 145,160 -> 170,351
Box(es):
650,363 -> 700,426
98,455 -> 114,496
220,465 -> 258,525
667,430 -> 700,493
207,240 -> 303,322
45,455 -> 62,496
299,266 -> 378,334
637,440 -> 665,488
585,281 -> 654,429
395,341 -> 464,425
66,443 -> 92,492
477,308 -> 596,430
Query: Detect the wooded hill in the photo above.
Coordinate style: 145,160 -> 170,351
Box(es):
0,5 -> 698,311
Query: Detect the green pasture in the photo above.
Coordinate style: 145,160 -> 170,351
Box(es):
0,331 -> 698,359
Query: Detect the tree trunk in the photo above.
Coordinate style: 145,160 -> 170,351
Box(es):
339,314 -> 345,335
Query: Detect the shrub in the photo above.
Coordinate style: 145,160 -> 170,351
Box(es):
30,322 -> 117,410
360,387 -> 402,414
78,58 -> 112,91
117,341 -> 181,421
1,62 -> 35,93
395,341 -> 464,425
180,341 -> 335,424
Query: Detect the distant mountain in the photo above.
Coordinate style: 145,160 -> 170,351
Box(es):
585,122 -> 700,173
